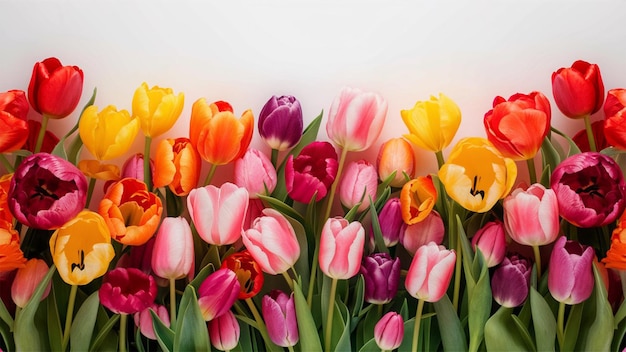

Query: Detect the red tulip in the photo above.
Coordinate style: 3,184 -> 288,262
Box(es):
573,120 -> 608,152
285,141 -> 338,203
221,250 -> 265,299
0,90 -> 29,153
604,88 -> 626,150
99,267 -> 157,314
24,120 -> 59,154
28,57 -> 84,119
551,60 -> 604,119
319,217 -> 365,280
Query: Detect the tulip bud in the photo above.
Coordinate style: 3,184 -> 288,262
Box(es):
208,310 -> 240,351
374,197 -> 406,248
258,95 -> 303,151
401,93 -> 461,153
551,60 -> 604,119
400,210 -> 444,256
548,236 -> 595,305
262,290 -> 299,348
11,258 -> 51,308
377,137 -> 415,188
197,268 -> 240,321
121,153 -> 154,181
151,217 -> 194,280
319,217 -> 365,280
360,253 -> 401,304
134,304 -> 170,340
133,82 -> 184,138
234,148 -> 277,198
338,159 -> 378,212
374,312 -> 404,351
503,183 -> 560,246
491,254 -> 531,308
405,242 -> 455,302
471,221 -> 506,267
28,57 -> 84,119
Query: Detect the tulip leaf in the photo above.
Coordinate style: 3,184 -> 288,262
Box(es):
333,300 -> 352,352
189,262 -> 215,291
232,319 -> 253,352
69,291 -> 100,352
529,286 -> 556,352
293,279 -> 323,351
46,287 -> 62,352
258,194 -> 306,225
510,314 -> 537,352
173,285 -> 210,352
0,317 -> 14,352
358,336 -> 379,352
433,294 -> 468,352
289,213 -> 310,291
576,265 -> 614,351
349,275 -> 365,319
484,306 -> 535,351
165,187 -> 184,217
88,305 -> 119,351
613,319 -> 626,352
540,136 -> 560,180
0,294 -> 13,328
550,126 -> 581,157
614,297 -> 626,327
562,301 -> 583,351
539,164 -> 552,188
368,198 -> 389,254
134,327 -> 145,352
467,250 -> 491,352
150,310 -> 173,352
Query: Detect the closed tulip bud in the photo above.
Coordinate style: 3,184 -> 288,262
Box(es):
99,267 -> 157,315
134,304 -> 170,340
28,57 -> 83,119
471,221 -> 506,267
401,93 -> 461,153
400,210 -> 445,256
209,310 -> 240,351
153,137 -> 201,196
221,250 -> 265,299
11,258 -> 51,308
151,217 -> 194,280
285,141 -> 338,203
234,148 -> 277,198
360,253 -> 401,304
400,175 -> 437,225
258,95 -> 303,151
491,254 -> 531,308
79,105 -> 140,161
133,82 -> 184,138
375,197 -> 406,247
338,160 -> 378,212
603,89 -> 626,150
405,242 -> 455,302
0,90 -> 29,153
374,312 -> 404,351
548,236 -> 595,305
121,153 -> 154,181
187,182 -> 249,245
197,268 -> 240,321
262,290 -> 299,348
503,183 -> 559,246
326,87 -> 388,152
377,137 -> 415,188
319,217 -> 365,280
552,60 -> 604,119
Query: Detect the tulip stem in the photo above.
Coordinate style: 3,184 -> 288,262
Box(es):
282,270 -> 294,291
287,345 -> 295,352
245,298 -> 276,350
61,284 -> 78,351
324,277 -> 338,352
323,147 -> 349,221
532,245 -> 542,281
307,244 -> 319,308
435,150 -> 445,169
169,278 -> 177,327
204,163 -> 218,186
412,298 -> 425,352
271,148 -> 279,168
526,158 -> 537,185
584,115 -> 597,152
119,314 -> 127,352
34,115 -> 49,154
85,177 -> 96,209
557,301 -> 565,349
144,136 -> 152,190
0,154 -> 13,173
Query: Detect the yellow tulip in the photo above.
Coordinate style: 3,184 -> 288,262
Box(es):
49,210 -> 115,286
77,160 -> 120,181
401,93 -> 461,152
133,82 -> 185,138
79,105 -> 140,161
438,137 -> 517,213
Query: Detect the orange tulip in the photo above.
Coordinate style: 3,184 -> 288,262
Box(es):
0,219 -> 25,273
153,137 -> 201,196
190,99 -> 254,165
376,137 -> 416,188
400,175 -> 437,225
0,173 -> 13,223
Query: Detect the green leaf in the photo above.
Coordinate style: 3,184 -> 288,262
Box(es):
333,300 -> 352,352
70,291 -> 100,352
539,164 -> 552,188
349,275 -> 365,319
135,326 -> 146,352
467,250 -> 491,352
529,286 -> 556,352
51,87 -> 96,162
89,314 -> 120,351
0,293 -> 13,328
562,302 -> 583,351
485,306 -> 535,351
550,126 -> 581,157
0,317 -> 14,352
189,262 -> 215,291
46,287 -> 63,352
293,279 -> 323,351
258,194 -> 306,225
540,136 -> 560,181
368,197 -> 389,254
510,314 -> 537,351
151,308 -> 174,352
579,265 -> 614,351
173,286 -> 210,351
433,294 -> 468,352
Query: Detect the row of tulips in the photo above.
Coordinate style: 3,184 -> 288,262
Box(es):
1,55 -> 626,352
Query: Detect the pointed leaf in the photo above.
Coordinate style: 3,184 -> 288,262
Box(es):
47,287 -> 62,352
580,265 -> 614,351
151,309 -> 174,352
258,194 -> 306,225
173,286 -> 210,351
70,291 -> 100,352
293,279 -> 322,351
529,286 -> 556,351
485,306 -> 535,351
89,314 -> 120,351
433,294 -> 468,352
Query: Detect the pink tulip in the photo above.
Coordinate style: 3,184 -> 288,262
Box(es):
208,310 -> 240,351
262,290 -> 299,348
151,217 -> 194,280
187,182 -> 249,245
134,304 -> 170,340
197,268 -> 240,321
374,312 -> 404,351
405,242 -> 456,302
242,208 -> 300,275
99,267 -> 157,315
338,159 -> 378,212
373,197 -> 406,248
234,148 -> 277,198
503,183 -> 560,246
400,210 -> 444,256
319,217 -> 365,280
326,87 -> 388,152
285,141 -> 338,203
471,221 -> 506,267
548,236 -> 595,305
11,258 -> 50,308
121,153 -> 154,181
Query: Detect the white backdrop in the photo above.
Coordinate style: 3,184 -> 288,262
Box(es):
2,1 -> 626,180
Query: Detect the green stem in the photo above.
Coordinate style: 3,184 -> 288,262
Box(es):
557,301 -> 565,349
526,157 -> 537,185
0,154 -> 13,173
412,299 -> 425,352
307,244 -> 320,308
119,314 -> 127,352
143,136 -> 153,190
34,115 -> 50,154
323,147 -> 349,221
287,345 -> 295,352
532,245 -> 542,281
282,270 -> 294,291
435,150 -> 445,169
169,278 -> 177,327
450,200 -> 462,311
583,115 -> 597,152
324,277 -> 339,352
85,177 -> 97,209
271,148 -> 279,168
61,284 -> 78,351
203,163 -> 218,186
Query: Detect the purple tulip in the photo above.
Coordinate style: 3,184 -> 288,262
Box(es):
197,268 -> 240,321
360,253 -> 401,304
285,141 -> 338,203
548,236 -> 595,305
258,95 -> 303,151
262,290 -> 299,347
491,254 -> 531,308
8,152 -> 87,229
373,197 -> 406,248
551,152 -> 626,228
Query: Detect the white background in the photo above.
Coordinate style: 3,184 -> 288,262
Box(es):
2,1 -> 626,182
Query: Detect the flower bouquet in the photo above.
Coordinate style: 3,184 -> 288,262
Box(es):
1,56 -> 626,352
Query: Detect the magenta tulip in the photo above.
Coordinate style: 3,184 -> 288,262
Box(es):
551,152 -> 626,228
234,148 -> 277,198
338,159 -> 378,212
197,268 -> 240,321
360,253 -> 401,304
548,236 -> 595,305
151,217 -> 194,280
405,242 -> 455,302
374,312 -> 404,351
258,95 -> 303,151
8,153 -> 87,229
471,221 -> 506,268
319,217 -> 365,280
242,208 -> 300,275
400,210 -> 445,256
99,267 -> 157,315
208,310 -> 240,351
262,290 -> 299,348
326,87 -> 388,152
503,183 -> 560,246
285,141 -> 338,203
373,197 -> 406,248
187,182 -> 249,245
28,57 -> 84,119
551,60 -> 604,119
121,153 -> 154,181
11,258 -> 51,308
491,254 -> 531,308
134,304 -> 170,340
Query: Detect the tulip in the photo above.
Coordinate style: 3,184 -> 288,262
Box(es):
491,254 -> 531,308
548,236 -> 594,305
24,120 -> 59,154
151,217 -> 194,280
376,137 -> 415,188
242,208 -> 300,275
405,241 -> 455,302
209,310 -> 240,351
400,210 -> 445,256
285,141 -> 338,203
153,137 -> 201,196
604,88 -> 626,150
79,105 -> 140,161
438,137 -> 517,213
551,152 -> 626,228
0,173 -> 14,224
234,148 -> 277,198
374,312 -> 404,351
551,60 -> 604,119
326,87 -> 388,152
197,268 -> 241,321
400,175 -> 437,225
8,153 -> 88,230
134,304 -> 170,340
573,120 -> 608,152
262,290 -> 299,347
483,91 -> 551,160
11,258 -> 50,308
0,90 -> 29,153
49,210 -> 115,286
28,57 -> 83,119
338,159 -> 378,212
221,250 -> 265,299
401,93 -> 461,153
187,182 -> 249,245
319,217 -> 365,280
503,184 -> 560,247
77,160 -> 120,181
603,210 -> 626,270
360,253 -> 401,304
471,221 -> 506,268
258,95 -> 303,151
374,197 -> 406,248
121,153 -> 154,181
0,219 -> 26,273
190,99 -> 254,165
99,267 -> 157,315
99,178 -> 163,246
132,82 -> 184,138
